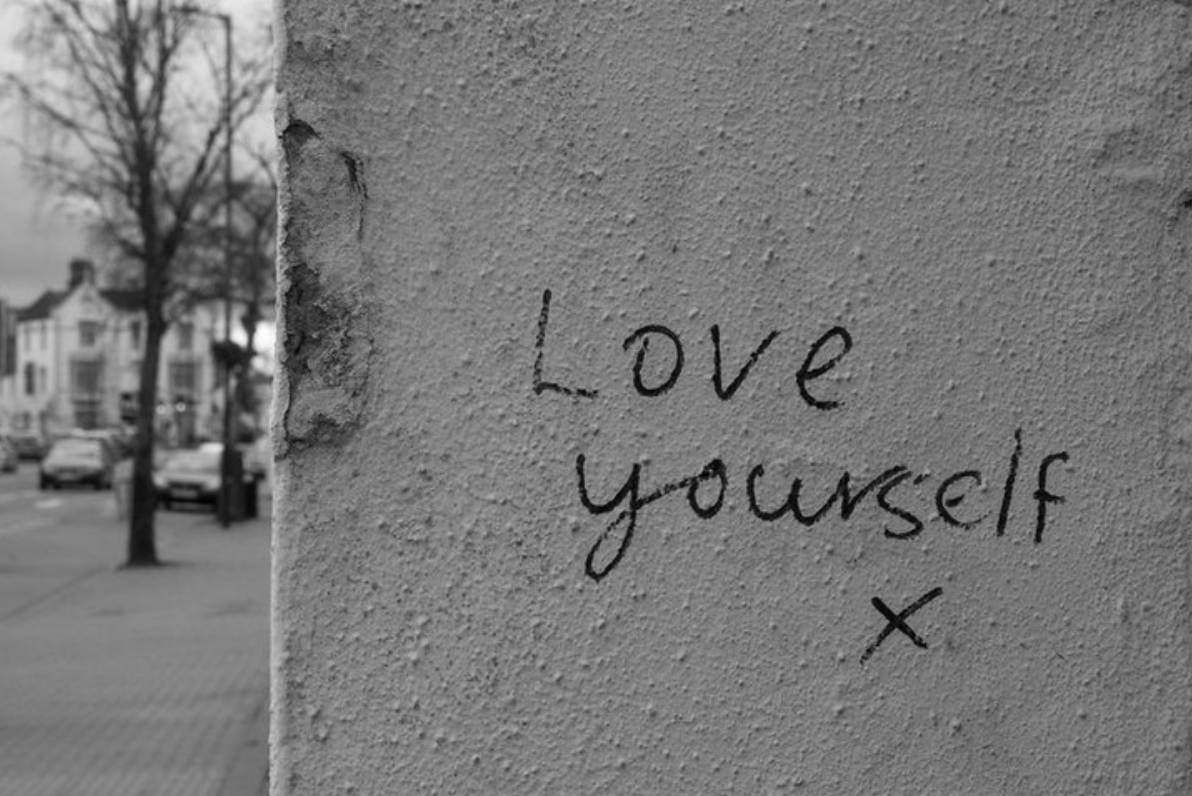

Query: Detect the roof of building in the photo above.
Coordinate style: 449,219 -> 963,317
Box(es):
16,290 -> 66,322
14,287 -> 145,322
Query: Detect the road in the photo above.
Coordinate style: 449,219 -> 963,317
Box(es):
0,462 -> 126,621
0,459 -> 271,796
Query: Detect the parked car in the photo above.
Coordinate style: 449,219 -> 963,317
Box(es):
196,441 -> 267,481
39,437 -> 115,490
8,432 -> 46,461
68,428 -> 132,459
0,437 -> 18,473
154,448 -> 222,510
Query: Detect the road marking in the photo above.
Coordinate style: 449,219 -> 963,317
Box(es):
35,498 -> 62,510
0,516 -> 52,538
0,490 -> 41,506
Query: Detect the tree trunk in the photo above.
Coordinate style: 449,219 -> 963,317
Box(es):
127,292 -> 164,566
123,0 -> 166,567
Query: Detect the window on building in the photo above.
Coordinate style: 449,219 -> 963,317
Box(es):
2,330 -> 13,379
24,362 -> 35,396
169,360 -> 198,397
74,401 -> 101,431
177,322 -> 194,352
71,360 -> 103,398
119,391 -> 138,423
22,326 -> 30,353
39,322 -> 46,350
79,320 -> 101,347
130,320 -> 142,350
38,366 -> 47,394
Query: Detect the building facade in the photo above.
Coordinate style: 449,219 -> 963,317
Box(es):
4,261 -> 226,446
0,300 -> 16,431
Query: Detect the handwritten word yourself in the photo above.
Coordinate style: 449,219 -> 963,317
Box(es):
575,431 -> 1068,580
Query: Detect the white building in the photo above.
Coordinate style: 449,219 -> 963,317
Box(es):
5,260 -> 227,445
0,300 -> 16,432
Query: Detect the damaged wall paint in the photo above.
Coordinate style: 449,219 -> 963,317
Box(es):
273,2 -> 1192,794
276,118 -> 374,454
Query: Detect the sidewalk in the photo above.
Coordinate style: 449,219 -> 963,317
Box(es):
0,503 -> 271,796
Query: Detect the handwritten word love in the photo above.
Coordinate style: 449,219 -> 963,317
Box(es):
534,289 -> 851,409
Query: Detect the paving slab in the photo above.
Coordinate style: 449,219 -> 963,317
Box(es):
0,504 -> 270,796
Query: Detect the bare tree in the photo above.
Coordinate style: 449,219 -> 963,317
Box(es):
229,159 -> 278,442
185,151 -> 276,357
233,155 -> 278,372
185,154 -> 277,439
2,0 -> 270,566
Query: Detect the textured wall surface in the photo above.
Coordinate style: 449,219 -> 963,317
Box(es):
273,2 -> 1192,793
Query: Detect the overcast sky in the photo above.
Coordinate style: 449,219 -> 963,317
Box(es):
0,0 -> 87,307
0,0 -> 271,308
0,147 -> 85,307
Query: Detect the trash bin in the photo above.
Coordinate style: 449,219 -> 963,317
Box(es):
217,448 -> 245,525
243,472 -> 259,519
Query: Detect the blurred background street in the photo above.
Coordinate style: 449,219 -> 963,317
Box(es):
0,461 -> 269,796
0,2 -> 276,792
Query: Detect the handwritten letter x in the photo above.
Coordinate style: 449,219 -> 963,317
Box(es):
860,587 -> 943,665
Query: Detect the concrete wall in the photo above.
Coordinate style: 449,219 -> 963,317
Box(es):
273,3 -> 1192,793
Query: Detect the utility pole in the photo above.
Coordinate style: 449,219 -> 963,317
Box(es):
179,5 -> 235,527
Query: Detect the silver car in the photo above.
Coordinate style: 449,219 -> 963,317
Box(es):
39,438 -> 115,490
154,448 -> 221,510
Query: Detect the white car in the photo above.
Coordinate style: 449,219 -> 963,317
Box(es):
154,448 -> 221,510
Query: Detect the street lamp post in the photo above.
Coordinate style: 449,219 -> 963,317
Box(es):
179,5 -> 235,527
